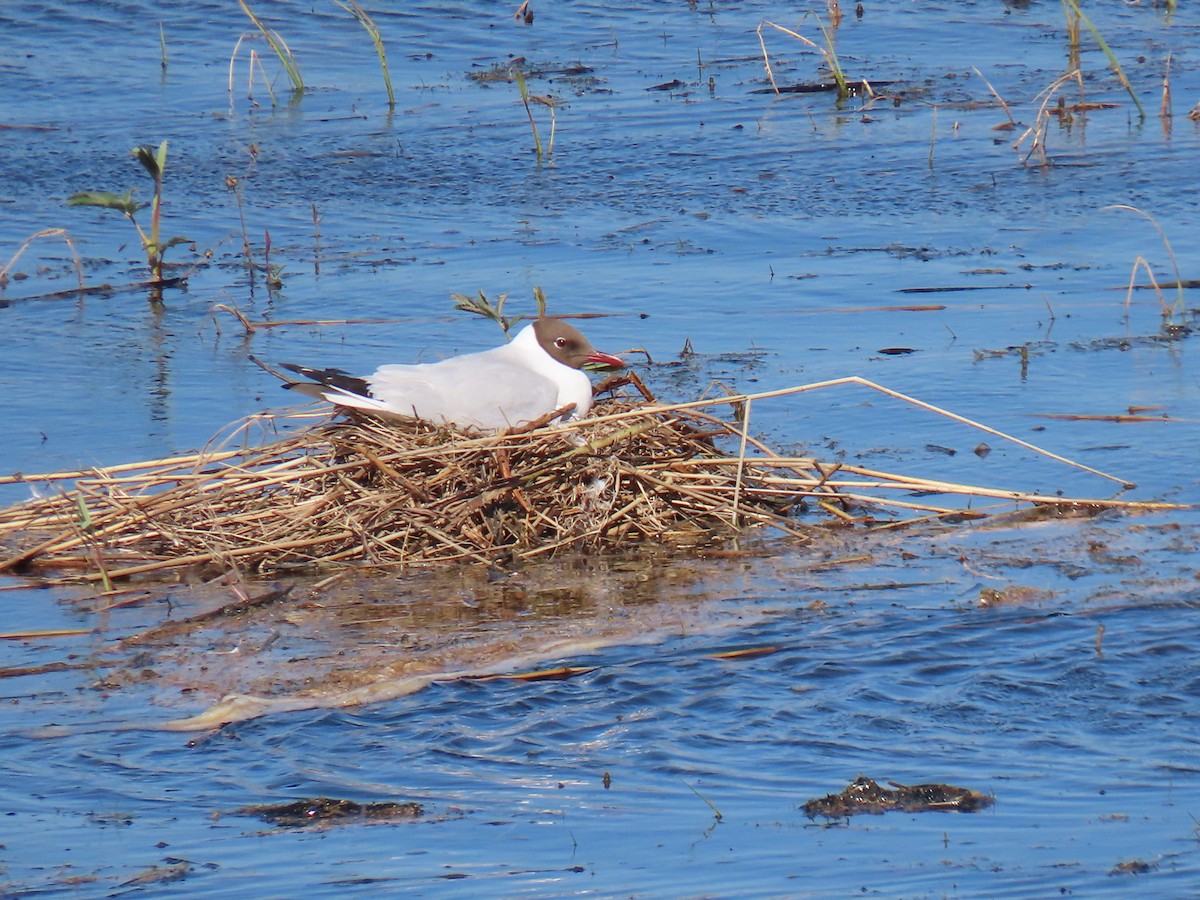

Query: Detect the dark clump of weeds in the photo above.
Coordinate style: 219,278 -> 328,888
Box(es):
235,797 -> 423,829
803,775 -> 995,821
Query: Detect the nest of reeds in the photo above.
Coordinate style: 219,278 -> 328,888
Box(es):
0,375 -> 1161,585
0,384 -> 810,582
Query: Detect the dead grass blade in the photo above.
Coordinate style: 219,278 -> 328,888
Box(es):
1105,204 -> 1186,319
0,228 -> 85,292
1014,70 -> 1083,166
0,628 -> 92,640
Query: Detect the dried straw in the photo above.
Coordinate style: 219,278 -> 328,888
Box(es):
0,377 -> 1173,584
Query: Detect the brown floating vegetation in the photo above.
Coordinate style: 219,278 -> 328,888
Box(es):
236,797 -> 423,828
0,376 -> 1175,585
803,776 -> 995,819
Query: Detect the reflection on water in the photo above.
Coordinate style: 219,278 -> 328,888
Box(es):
5,508 -> 1199,894
2,0 -> 1200,895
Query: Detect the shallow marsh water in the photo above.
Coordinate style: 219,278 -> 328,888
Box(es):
2,0 -> 1200,895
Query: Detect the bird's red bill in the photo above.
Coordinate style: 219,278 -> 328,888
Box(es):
585,350 -> 626,371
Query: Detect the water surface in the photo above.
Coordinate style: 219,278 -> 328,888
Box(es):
2,0 -> 1199,895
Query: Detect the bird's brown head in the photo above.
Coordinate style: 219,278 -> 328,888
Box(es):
533,318 -> 625,371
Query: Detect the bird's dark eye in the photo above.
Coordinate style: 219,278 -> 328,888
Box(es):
555,337 -> 568,348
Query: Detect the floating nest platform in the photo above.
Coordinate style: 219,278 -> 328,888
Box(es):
0,393 -> 802,583
0,377 -> 1159,585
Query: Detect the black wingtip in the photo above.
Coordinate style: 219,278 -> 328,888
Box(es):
278,364 -> 372,398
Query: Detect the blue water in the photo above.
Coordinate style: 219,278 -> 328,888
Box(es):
2,0 -> 1199,895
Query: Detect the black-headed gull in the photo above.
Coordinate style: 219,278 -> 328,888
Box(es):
280,318 -> 625,430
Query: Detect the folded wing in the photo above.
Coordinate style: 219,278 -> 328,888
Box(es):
369,356 -> 561,429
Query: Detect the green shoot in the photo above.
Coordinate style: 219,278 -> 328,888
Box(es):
514,69 -> 544,162
73,494 -> 112,593
75,494 -> 93,532
225,174 -> 256,285
681,779 -> 724,821
453,289 -> 515,335
532,95 -> 559,157
758,14 -> 847,100
68,140 -> 191,291
237,0 -> 304,94
513,71 -> 560,162
336,0 -> 395,108
264,229 -> 284,292
452,286 -> 551,337
159,22 -> 168,72
1060,0 -> 1144,119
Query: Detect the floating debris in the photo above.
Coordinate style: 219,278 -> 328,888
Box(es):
803,776 -> 995,819
1109,859 -> 1155,876
236,797 -> 423,828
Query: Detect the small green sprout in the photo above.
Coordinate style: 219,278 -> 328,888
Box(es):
68,140 -> 191,293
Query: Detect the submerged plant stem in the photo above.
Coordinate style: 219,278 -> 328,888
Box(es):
237,0 -> 304,93
1060,0 -> 1144,119
514,69 -> 543,162
759,15 -> 847,99
337,0 -> 395,108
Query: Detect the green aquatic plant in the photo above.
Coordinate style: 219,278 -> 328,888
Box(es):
237,0 -> 304,94
68,141 -> 190,291
758,14 -> 848,100
451,286 -> 550,337
264,229 -> 285,293
1059,0 -> 1144,119
453,289 -> 517,335
336,0 -> 394,108
514,70 -> 558,163
225,172 -> 254,280
514,70 -> 541,161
